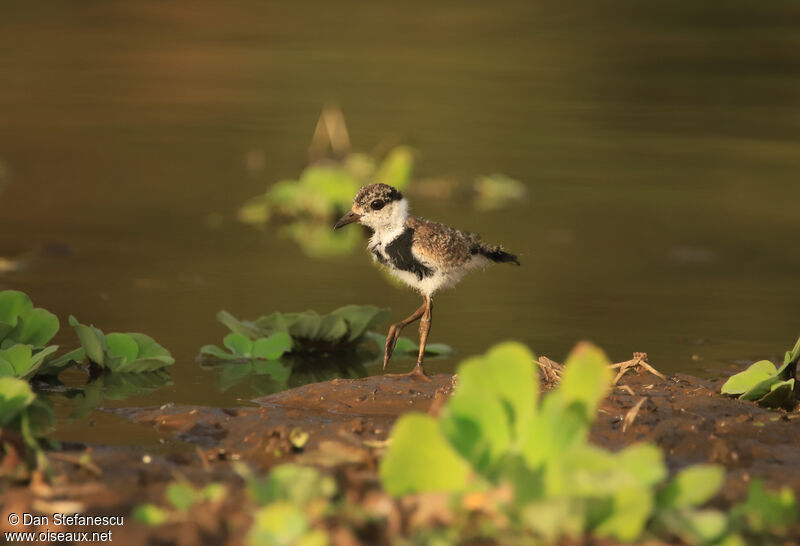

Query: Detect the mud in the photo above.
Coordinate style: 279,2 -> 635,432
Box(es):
1,371 -> 799,545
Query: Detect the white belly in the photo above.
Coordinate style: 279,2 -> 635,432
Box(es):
383,255 -> 488,297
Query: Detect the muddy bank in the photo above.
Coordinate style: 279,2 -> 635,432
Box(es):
1,371 -> 799,544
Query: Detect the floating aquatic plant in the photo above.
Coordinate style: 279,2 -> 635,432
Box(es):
214,305 -> 390,353
68,316 -> 175,373
721,336 -> 800,410
199,332 -> 293,362
238,146 -> 413,257
0,290 -> 84,379
0,290 -> 59,349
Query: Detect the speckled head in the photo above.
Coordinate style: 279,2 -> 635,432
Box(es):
334,183 -> 408,231
352,183 -> 403,213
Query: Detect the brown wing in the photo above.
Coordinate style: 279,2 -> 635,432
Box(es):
406,216 -> 480,268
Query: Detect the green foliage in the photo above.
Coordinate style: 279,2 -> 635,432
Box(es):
213,305 -> 390,353
0,290 -> 78,379
132,504 -> 169,526
0,344 -> 58,380
0,290 -> 59,349
133,481 -> 228,526
68,316 -> 174,373
380,413 -> 471,495
0,376 -> 55,452
134,465 -> 334,545
379,341 -> 796,544
239,463 -> 337,508
238,146 -> 414,257
200,332 -> 293,361
721,336 -> 800,409
731,480 -> 797,536
0,376 -> 36,427
236,463 -> 335,546
248,503 -> 329,546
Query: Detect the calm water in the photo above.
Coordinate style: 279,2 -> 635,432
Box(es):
1,1 -> 799,446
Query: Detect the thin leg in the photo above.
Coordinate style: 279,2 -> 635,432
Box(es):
383,300 -> 426,369
411,297 -> 433,380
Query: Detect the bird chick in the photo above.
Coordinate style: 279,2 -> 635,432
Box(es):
334,183 -> 519,378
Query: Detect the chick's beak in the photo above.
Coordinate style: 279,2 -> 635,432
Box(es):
333,210 -> 362,230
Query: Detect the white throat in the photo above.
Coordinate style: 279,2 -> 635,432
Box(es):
366,198 -> 409,246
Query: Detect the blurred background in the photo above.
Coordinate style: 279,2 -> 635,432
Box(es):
1,1 -> 799,444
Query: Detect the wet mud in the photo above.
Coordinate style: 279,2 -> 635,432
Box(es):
1,371 -> 799,545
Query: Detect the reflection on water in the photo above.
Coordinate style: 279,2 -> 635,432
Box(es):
1,0 -> 800,447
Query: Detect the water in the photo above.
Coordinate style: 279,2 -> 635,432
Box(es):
1,1 -> 799,446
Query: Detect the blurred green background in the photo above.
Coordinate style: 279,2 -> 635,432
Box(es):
1,1 -> 799,443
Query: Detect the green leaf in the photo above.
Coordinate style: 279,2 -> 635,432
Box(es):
315,314 -> 348,342
68,316 -> 106,366
659,509 -> 729,544
423,343 -> 454,355
441,342 -> 537,473
785,336 -> 800,366
224,333 -> 253,356
217,310 -> 264,339
288,311 -> 322,339
617,443 -> 667,487
252,333 -> 292,360
523,393 -> 589,472
380,413 -> 471,496
26,345 -> 59,379
92,333 -> 174,373
132,504 -> 169,526
521,498 -> 585,542
247,503 -> 320,546
252,312 -> 289,337
392,337 -> 418,355
0,344 -> 34,377
0,290 -> 30,342
593,486 -> 654,541
199,344 -> 236,360
246,464 -> 336,507
39,347 -> 84,375
0,377 -> 35,426
329,305 -> 390,342
739,374 -> 782,401
105,333 -> 139,366
110,356 -> 174,374
658,464 -> 724,509
166,481 -> 197,512
732,480 -> 797,534
756,378 -> 795,409
559,342 -> 613,421
721,360 -> 777,395
9,308 -> 60,348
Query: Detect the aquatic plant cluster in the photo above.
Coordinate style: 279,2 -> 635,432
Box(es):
198,305 -> 453,394
0,290 -> 174,469
239,146 -> 414,257
721,337 -> 800,409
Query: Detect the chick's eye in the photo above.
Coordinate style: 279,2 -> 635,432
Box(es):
370,200 -> 385,210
